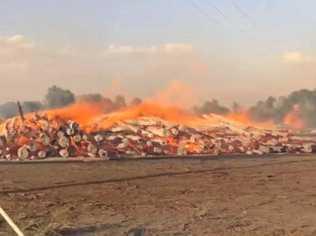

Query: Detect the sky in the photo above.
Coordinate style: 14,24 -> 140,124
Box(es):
0,0 -> 315,106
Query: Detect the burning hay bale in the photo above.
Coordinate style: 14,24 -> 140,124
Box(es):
0,109 -> 315,161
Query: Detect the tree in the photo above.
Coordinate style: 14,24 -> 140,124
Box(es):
0,102 -> 18,118
194,99 -> 230,115
45,86 -> 75,108
130,97 -> 142,106
232,102 -> 242,113
114,95 -> 126,109
249,89 -> 316,127
22,101 -> 43,113
77,94 -> 103,103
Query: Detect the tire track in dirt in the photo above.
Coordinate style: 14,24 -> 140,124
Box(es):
2,158 -> 316,194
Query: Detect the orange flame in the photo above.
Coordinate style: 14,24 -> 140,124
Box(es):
225,111 -> 275,129
45,102 -> 105,127
91,102 -> 198,131
0,100 -> 281,135
283,104 -> 305,130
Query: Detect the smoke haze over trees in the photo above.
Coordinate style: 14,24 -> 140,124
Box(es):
0,86 -> 75,118
0,86 -> 315,128
193,99 -> 230,115
249,89 -> 316,128
0,102 -> 20,119
130,97 -> 142,106
193,90 -> 316,128
45,86 -> 75,109
0,86 -> 136,119
22,101 -> 43,114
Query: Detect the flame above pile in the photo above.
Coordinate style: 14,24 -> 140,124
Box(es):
25,102 -> 278,132
0,101 -> 306,135
283,104 -> 305,130
0,100 -> 314,161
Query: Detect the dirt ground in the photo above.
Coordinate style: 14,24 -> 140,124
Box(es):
1,155 -> 316,235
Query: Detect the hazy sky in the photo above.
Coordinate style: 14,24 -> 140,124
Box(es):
0,0 -> 315,106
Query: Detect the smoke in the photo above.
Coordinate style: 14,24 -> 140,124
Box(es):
148,80 -> 198,108
22,101 -> 43,113
77,93 -> 104,103
1,84 -> 316,129
193,99 -> 230,115
0,101 -> 43,119
0,86 -> 75,118
45,86 -> 75,109
0,102 -> 19,118
249,89 -> 316,128
130,97 -> 142,106
0,85 -> 144,119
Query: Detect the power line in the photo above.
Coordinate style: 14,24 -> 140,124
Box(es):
204,0 -> 228,21
204,0 -> 251,33
187,1 -> 275,55
188,0 -> 246,33
188,0 -> 221,25
230,0 -> 255,27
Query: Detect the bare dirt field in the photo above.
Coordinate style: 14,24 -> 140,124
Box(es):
1,155 -> 316,235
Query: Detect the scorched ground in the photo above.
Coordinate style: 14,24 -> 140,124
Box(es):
2,155 -> 316,235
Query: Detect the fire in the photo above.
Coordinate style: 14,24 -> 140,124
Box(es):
89,103 -> 277,132
0,100 -> 281,136
225,111 -> 275,129
283,104 -> 305,129
3,80 -> 278,132
45,102 -> 105,127
1,99 -> 315,161
149,80 -> 199,108
10,102 -> 198,133
89,102 -> 199,131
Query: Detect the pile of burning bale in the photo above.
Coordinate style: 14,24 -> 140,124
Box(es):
0,112 -> 315,161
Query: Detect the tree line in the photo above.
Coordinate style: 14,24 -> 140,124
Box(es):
0,86 -> 142,119
194,89 -> 316,128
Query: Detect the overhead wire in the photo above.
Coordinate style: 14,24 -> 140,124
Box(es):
202,0 -> 247,33
230,0 -> 255,27
187,0 -> 275,54
204,0 -> 229,22
188,0 -> 221,25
